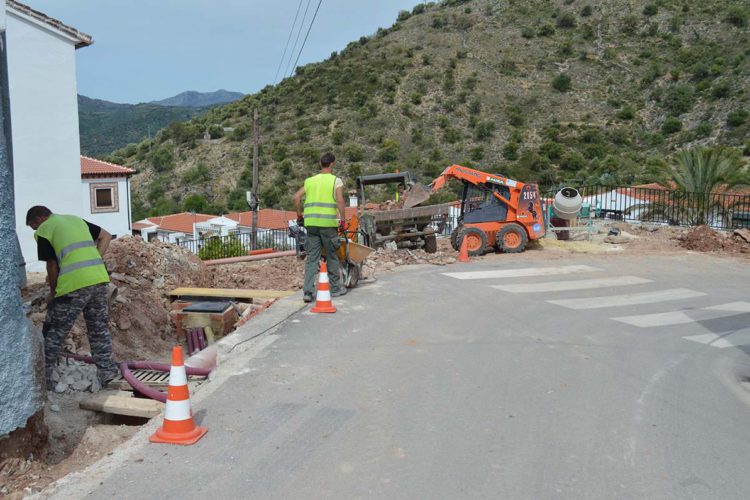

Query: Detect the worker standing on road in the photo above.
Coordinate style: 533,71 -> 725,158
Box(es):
25,206 -> 119,388
293,152 -> 347,303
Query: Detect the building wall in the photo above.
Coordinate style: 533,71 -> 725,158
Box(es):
81,177 -> 131,238
7,10 -> 84,271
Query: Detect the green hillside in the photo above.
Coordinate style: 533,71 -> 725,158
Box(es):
105,0 -> 750,219
78,95 -> 208,156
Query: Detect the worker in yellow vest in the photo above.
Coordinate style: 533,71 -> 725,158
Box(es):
293,152 -> 347,303
26,206 -> 119,388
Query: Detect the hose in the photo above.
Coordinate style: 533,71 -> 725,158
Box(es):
60,352 -> 212,403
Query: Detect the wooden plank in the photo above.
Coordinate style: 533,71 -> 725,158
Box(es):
80,393 -> 164,418
169,287 -> 294,300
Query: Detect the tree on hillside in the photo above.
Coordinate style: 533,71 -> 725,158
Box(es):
630,146 -> 750,226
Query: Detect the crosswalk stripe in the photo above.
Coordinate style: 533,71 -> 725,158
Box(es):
491,276 -> 651,293
683,328 -> 750,348
548,288 -> 706,310
442,265 -> 602,280
613,301 -> 750,327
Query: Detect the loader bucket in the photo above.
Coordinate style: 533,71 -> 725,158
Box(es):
402,182 -> 431,208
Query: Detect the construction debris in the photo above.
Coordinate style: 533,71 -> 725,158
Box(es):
49,359 -> 101,394
678,225 -> 750,254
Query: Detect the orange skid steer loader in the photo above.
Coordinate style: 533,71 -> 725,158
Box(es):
430,164 -> 546,255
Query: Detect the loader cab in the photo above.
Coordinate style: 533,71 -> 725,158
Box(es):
461,182 -> 510,224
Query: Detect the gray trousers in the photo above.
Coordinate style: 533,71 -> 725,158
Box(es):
43,283 -> 119,385
303,226 -> 342,295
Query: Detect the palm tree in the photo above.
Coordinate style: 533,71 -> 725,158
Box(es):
629,146 -> 750,227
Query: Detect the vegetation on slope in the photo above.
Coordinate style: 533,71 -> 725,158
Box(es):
103,0 -> 750,220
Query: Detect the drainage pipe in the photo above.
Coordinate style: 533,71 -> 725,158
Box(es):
203,250 -> 296,266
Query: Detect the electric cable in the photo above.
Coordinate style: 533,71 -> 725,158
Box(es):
289,0 -> 323,78
273,0 -> 305,84
283,0 -> 313,79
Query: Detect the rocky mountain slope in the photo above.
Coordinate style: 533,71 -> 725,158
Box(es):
103,0 -> 749,218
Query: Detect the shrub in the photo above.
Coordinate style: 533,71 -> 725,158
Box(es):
618,106 -> 635,120
198,235 -> 247,260
474,122 -> 496,141
443,128 -> 461,143
377,139 -> 399,162
470,146 -> 484,162
344,143 -> 364,162
552,73 -> 572,92
581,5 -> 592,17
537,24 -> 555,37
229,124 -> 250,141
521,27 -> 535,39
412,4 -> 426,15
182,163 -> 211,184
662,84 -> 695,114
694,122 -> 713,138
468,99 -> 481,115
621,15 -> 639,35
662,117 -> 682,134
502,142 -> 519,160
182,193 -> 209,213
711,80 -> 732,100
726,6 -> 749,27
727,109 -> 749,127
207,124 -> 224,139
397,10 -> 411,22
556,13 -> 577,29
643,5 -> 658,16
149,146 -> 174,172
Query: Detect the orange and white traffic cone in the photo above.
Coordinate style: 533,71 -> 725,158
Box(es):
457,236 -> 470,263
311,260 -> 336,314
149,346 -> 207,445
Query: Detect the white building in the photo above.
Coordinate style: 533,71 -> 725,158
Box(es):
7,0 -> 92,271
80,156 -> 134,238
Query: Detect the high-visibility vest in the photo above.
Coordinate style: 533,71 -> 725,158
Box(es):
35,214 -> 110,297
303,173 -> 339,227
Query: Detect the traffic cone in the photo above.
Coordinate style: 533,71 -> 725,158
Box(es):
457,236 -> 470,263
149,346 -> 207,445
311,260 -> 337,313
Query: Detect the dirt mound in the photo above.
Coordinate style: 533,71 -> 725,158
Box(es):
103,236 -> 210,361
208,256 -> 305,290
678,226 -> 750,254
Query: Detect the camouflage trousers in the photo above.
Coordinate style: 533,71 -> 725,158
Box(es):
43,283 -> 119,386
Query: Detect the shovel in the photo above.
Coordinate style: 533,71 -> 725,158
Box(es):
401,182 -> 431,209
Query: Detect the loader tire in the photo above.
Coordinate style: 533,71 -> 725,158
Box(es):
497,223 -> 528,253
424,234 -> 437,254
458,227 -> 487,256
450,225 -> 463,251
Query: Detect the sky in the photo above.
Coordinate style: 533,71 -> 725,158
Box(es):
28,0 -> 425,104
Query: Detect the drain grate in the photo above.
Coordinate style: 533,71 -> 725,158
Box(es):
112,369 -> 205,391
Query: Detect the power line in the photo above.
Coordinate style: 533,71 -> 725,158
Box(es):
273,0 -> 305,85
283,0 -> 313,80
289,0 -> 323,78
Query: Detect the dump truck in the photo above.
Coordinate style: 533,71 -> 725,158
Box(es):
430,164 -> 546,255
350,172 -> 451,254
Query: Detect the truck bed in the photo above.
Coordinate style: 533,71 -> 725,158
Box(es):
367,203 -> 451,222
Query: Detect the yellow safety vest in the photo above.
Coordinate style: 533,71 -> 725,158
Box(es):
303,173 -> 339,227
35,214 -> 110,297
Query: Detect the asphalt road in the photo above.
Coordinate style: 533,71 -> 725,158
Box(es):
72,252 -> 750,499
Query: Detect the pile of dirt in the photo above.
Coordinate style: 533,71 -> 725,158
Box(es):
678,226 -> 750,254
363,239 -> 456,276
208,256 -> 305,290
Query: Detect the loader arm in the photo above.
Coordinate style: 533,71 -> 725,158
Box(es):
430,164 -> 517,206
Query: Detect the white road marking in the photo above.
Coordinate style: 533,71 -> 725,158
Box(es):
442,265 -> 602,280
491,276 -> 651,293
683,328 -> 750,348
548,288 -> 706,309
613,302 -> 750,327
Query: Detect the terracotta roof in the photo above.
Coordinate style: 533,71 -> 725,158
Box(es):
81,156 -> 135,177
142,212 -> 214,234
226,209 -> 297,230
131,222 -> 155,231
7,0 -> 93,48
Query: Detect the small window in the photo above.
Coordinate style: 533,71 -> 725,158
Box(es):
95,188 -> 113,208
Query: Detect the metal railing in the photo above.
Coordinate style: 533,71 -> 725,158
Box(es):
178,229 -> 295,260
540,185 -> 750,231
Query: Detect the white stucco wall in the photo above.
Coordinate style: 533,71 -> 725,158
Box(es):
7,9 -> 85,271
81,177 -> 131,239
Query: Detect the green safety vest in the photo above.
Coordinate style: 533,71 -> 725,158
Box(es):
303,173 -> 339,227
35,214 -> 109,297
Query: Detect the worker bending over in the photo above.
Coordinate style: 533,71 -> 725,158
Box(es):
293,152 -> 347,303
26,206 -> 119,388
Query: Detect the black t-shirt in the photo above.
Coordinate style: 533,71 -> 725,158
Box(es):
37,221 -> 102,262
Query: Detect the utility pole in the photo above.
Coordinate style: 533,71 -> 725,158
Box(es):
251,108 -> 259,250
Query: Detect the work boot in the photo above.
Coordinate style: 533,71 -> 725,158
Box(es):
303,293 -> 313,303
332,288 -> 347,297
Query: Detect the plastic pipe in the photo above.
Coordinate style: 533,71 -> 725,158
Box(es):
203,250 -> 296,266
119,362 -> 166,403
197,329 -> 206,351
186,329 -> 194,355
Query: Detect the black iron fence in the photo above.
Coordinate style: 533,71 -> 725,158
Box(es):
178,229 -> 295,260
540,185 -> 750,231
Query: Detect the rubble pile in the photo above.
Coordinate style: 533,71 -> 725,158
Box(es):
363,241 -> 457,276
103,236 -> 210,361
208,256 -> 305,290
49,359 -> 100,394
678,226 -> 750,254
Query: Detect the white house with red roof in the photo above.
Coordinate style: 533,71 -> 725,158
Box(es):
6,0 -> 93,270
80,156 -> 134,238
